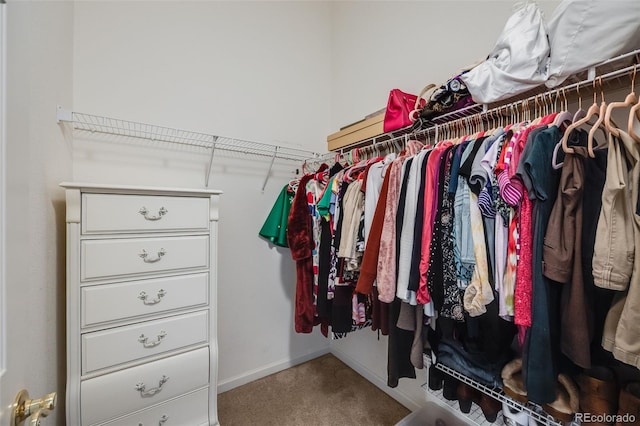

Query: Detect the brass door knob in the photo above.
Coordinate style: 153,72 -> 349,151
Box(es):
10,389 -> 56,426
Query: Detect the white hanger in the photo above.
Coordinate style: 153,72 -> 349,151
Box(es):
628,96 -> 640,143
572,84 -> 586,122
587,79 -> 609,157
560,81 -> 601,155
604,68 -> 638,137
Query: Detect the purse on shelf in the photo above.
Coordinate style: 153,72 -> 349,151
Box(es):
383,88 -> 429,133
418,72 -> 475,122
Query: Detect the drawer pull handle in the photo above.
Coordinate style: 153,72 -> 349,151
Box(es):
139,206 -> 168,221
138,415 -> 169,426
135,375 -> 169,397
138,289 -> 166,305
139,248 -> 166,263
138,330 -> 167,348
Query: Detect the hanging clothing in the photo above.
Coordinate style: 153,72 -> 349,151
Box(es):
428,145 -> 464,320
522,126 -> 562,405
356,165 -> 392,295
581,147 -> 612,363
418,142 -> 453,304
377,156 -> 409,303
396,149 -> 430,301
514,125 -> 548,328
364,155 -> 394,243
543,142 -> 591,368
600,130 -> 640,369
277,90 -> 640,399
378,141 -> 423,303
259,184 -> 295,247
463,190 -> 494,316
407,150 -> 431,299
288,170 -> 325,333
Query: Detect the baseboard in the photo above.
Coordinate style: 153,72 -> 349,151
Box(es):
330,346 -> 423,412
217,347 -> 331,393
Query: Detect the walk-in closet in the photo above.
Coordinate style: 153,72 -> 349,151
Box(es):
2,1 -> 640,426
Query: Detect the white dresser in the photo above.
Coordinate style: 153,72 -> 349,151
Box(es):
62,183 -> 222,426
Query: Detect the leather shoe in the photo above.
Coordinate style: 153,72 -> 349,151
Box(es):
616,382 -> 640,426
477,393 -> 502,423
455,381 -> 501,422
428,364 -> 445,391
577,366 -> 618,426
442,375 -> 460,401
457,382 -> 480,413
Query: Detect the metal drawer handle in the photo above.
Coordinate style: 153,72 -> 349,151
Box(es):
137,415 -> 169,426
135,375 -> 169,397
139,248 -> 166,263
139,206 -> 168,221
138,289 -> 166,305
138,330 -> 167,348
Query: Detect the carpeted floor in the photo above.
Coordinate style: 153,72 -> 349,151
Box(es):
217,353 -> 411,426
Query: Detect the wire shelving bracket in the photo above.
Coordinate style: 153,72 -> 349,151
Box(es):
56,106 -> 321,190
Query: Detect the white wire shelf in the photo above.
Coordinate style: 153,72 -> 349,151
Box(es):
422,354 -> 567,426
56,107 -> 322,190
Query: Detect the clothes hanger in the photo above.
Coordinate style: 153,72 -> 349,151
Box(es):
588,78 -> 609,157
628,94 -> 640,143
627,66 -> 640,143
560,80 -> 602,155
431,123 -> 438,147
508,102 -> 519,130
548,92 -> 568,168
358,145 -> 367,161
604,67 -> 638,137
456,118 -> 467,144
468,113 -> 484,140
572,84 -> 587,122
520,98 -> 528,124
553,88 -> 573,129
530,95 -> 540,125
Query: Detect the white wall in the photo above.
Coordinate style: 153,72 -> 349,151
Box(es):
71,1 -> 332,393
4,2 -> 74,425
328,0 -> 561,410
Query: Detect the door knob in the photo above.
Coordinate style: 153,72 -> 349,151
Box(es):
10,389 -> 56,426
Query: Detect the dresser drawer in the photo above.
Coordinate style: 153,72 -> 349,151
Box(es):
81,235 -> 209,281
98,388 -> 209,426
82,193 -> 210,234
81,347 -> 210,426
82,311 -> 209,374
82,273 -> 208,327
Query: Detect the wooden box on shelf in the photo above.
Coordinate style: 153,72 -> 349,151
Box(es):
327,111 -> 385,151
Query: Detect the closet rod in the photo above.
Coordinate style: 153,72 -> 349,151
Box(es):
321,49 -> 640,159
56,106 -> 322,189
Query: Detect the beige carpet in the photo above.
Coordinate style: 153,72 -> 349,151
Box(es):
217,353 -> 411,426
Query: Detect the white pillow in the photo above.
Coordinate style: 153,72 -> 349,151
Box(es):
460,2 -> 550,104
546,0 -> 640,88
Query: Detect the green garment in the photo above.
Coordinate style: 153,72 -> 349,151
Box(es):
259,184 -> 295,247
317,176 -> 335,219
